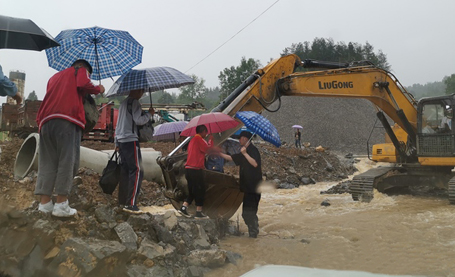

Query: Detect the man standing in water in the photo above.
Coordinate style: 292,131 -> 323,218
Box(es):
219,131 -> 262,238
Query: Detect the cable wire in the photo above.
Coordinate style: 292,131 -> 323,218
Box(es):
185,0 -> 280,73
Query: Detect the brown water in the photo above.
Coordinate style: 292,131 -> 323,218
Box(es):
206,160 -> 455,277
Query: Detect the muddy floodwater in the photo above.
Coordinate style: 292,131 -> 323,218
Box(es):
206,160 -> 455,277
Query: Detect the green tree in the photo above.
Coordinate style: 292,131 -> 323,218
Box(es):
27,90 -> 38,100
157,91 -> 175,104
444,74 -> 455,95
407,81 -> 446,99
177,74 -> 207,103
218,57 -> 262,100
282,38 -> 390,70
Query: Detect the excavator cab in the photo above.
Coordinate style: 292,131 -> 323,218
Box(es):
417,95 -> 455,158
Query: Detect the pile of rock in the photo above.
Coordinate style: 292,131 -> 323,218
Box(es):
0,205 -> 241,277
258,143 -> 357,189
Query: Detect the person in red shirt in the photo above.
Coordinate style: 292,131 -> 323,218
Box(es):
35,59 -> 105,217
179,124 -> 211,219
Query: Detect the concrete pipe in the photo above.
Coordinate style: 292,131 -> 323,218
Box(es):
14,133 -> 164,184
14,133 -> 40,179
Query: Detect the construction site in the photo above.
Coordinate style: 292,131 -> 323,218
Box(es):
3,54 -> 455,276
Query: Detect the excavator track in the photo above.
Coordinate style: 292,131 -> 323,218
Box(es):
350,176 -> 374,202
350,167 -> 397,202
448,176 -> 455,204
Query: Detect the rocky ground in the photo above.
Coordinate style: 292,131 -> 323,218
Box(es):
0,138 -> 354,276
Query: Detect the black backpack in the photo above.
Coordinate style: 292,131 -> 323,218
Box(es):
127,98 -> 154,142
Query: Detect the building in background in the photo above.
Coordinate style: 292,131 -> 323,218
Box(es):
7,71 -> 26,104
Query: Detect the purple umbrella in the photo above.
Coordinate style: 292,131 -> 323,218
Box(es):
153,121 -> 188,143
292,124 -> 303,129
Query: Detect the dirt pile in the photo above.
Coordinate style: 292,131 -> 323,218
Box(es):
257,142 -> 355,188
264,97 -> 386,155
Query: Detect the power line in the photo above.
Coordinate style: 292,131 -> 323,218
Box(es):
185,0 -> 280,73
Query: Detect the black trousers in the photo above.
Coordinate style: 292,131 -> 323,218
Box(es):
185,168 -> 205,207
242,192 -> 261,236
118,141 -> 143,207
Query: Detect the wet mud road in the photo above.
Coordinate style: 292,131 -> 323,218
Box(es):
207,160 -> 455,277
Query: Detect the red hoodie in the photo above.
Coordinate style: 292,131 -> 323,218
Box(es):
185,134 -> 211,170
36,66 -> 102,131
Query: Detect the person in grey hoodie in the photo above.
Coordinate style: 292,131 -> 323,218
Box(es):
115,89 -> 155,213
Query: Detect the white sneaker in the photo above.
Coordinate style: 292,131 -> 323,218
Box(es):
38,201 -> 54,213
52,200 -> 77,217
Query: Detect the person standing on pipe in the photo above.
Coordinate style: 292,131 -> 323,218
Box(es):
115,89 -> 155,214
35,59 -> 105,217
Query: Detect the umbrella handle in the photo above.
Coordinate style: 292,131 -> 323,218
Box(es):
246,132 -> 256,145
94,40 -> 101,82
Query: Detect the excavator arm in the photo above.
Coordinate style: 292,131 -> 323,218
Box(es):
212,54 -> 418,162
277,66 -> 418,132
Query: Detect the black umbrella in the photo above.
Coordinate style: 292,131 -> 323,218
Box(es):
0,14 -> 59,51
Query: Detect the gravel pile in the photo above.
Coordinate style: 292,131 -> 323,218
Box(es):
264,97 -> 387,155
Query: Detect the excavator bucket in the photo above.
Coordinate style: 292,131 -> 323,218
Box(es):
157,152 -> 243,219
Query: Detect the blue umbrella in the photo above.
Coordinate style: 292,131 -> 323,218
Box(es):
45,26 -> 143,80
105,67 -> 195,97
235,111 -> 281,147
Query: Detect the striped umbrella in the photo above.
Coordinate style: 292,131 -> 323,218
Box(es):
45,26 -> 143,80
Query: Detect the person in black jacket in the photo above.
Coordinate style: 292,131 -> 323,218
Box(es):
219,131 -> 262,238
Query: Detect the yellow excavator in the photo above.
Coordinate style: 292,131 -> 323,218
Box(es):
157,54 -> 455,219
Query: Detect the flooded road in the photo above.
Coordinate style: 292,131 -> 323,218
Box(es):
206,160 -> 455,277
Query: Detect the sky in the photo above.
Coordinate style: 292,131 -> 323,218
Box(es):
1,0 -> 455,103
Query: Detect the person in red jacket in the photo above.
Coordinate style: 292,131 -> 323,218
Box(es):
179,124 -> 212,219
35,59 -> 105,217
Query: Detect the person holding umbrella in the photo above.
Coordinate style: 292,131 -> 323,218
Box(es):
218,131 -> 262,238
292,124 -> 303,149
295,129 -> 302,148
179,124 -> 213,219
178,112 -> 240,218
1,14 -> 60,104
0,64 -> 21,104
115,89 -> 155,214
35,59 -> 105,217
